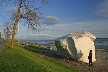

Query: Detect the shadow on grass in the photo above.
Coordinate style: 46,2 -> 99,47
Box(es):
23,45 -> 65,59
4,44 -> 11,49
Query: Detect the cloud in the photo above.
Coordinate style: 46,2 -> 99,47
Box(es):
15,20 -> 108,39
38,28 -> 60,32
6,7 -> 25,15
94,0 -> 108,18
44,20 -> 108,38
6,7 -> 17,12
44,16 -> 60,25
15,33 -> 59,40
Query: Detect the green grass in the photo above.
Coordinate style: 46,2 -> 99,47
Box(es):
28,44 -> 45,50
24,44 -> 46,53
0,42 -> 78,72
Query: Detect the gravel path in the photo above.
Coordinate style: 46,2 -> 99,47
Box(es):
0,43 -> 4,57
36,46 -> 108,72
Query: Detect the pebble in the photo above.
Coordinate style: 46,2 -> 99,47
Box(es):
37,47 -> 108,72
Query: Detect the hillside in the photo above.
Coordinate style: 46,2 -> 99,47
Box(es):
0,42 -> 78,72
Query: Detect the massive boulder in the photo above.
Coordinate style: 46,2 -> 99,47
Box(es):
55,31 -> 96,63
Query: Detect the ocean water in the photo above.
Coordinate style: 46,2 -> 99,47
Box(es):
21,39 -> 108,46
23,40 -> 55,45
94,39 -> 108,46
20,39 -> 108,50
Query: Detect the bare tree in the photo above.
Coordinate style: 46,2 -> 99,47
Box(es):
0,0 -> 49,48
3,22 -> 13,41
0,32 -> 1,39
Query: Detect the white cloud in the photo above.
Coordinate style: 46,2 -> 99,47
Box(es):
15,20 -> 108,40
15,33 -> 59,40
94,0 -> 108,18
44,20 -> 108,38
44,16 -> 60,25
6,7 -> 26,15
29,34 -> 50,36
6,7 -> 17,12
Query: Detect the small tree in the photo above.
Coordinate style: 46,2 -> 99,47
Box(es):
0,32 -> 1,39
3,22 -> 12,41
0,0 -> 49,48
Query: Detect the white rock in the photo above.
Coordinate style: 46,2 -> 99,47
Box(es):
55,31 -> 96,63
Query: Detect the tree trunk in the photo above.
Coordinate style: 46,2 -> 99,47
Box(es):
11,0 -> 23,48
11,17 -> 19,48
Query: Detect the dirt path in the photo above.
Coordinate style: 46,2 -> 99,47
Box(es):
24,45 -> 108,72
0,43 -> 4,57
33,45 -> 108,72
36,50 -> 108,72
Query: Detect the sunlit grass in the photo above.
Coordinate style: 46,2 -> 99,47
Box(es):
28,44 -> 45,50
0,41 -> 78,72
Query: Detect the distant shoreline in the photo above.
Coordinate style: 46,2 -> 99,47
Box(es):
96,38 -> 108,39
15,38 -> 108,41
19,39 -> 108,50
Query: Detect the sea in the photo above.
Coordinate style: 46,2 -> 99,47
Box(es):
20,38 -> 108,50
94,38 -> 108,46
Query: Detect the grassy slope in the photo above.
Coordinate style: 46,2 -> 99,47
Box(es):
0,42 -> 78,72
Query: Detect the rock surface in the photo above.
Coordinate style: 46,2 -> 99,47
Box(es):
55,31 -> 96,63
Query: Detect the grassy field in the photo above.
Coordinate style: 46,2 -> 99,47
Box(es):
0,42 -> 78,72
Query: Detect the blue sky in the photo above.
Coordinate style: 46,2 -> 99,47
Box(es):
0,0 -> 108,40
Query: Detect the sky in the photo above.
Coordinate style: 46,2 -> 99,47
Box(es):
0,0 -> 108,40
